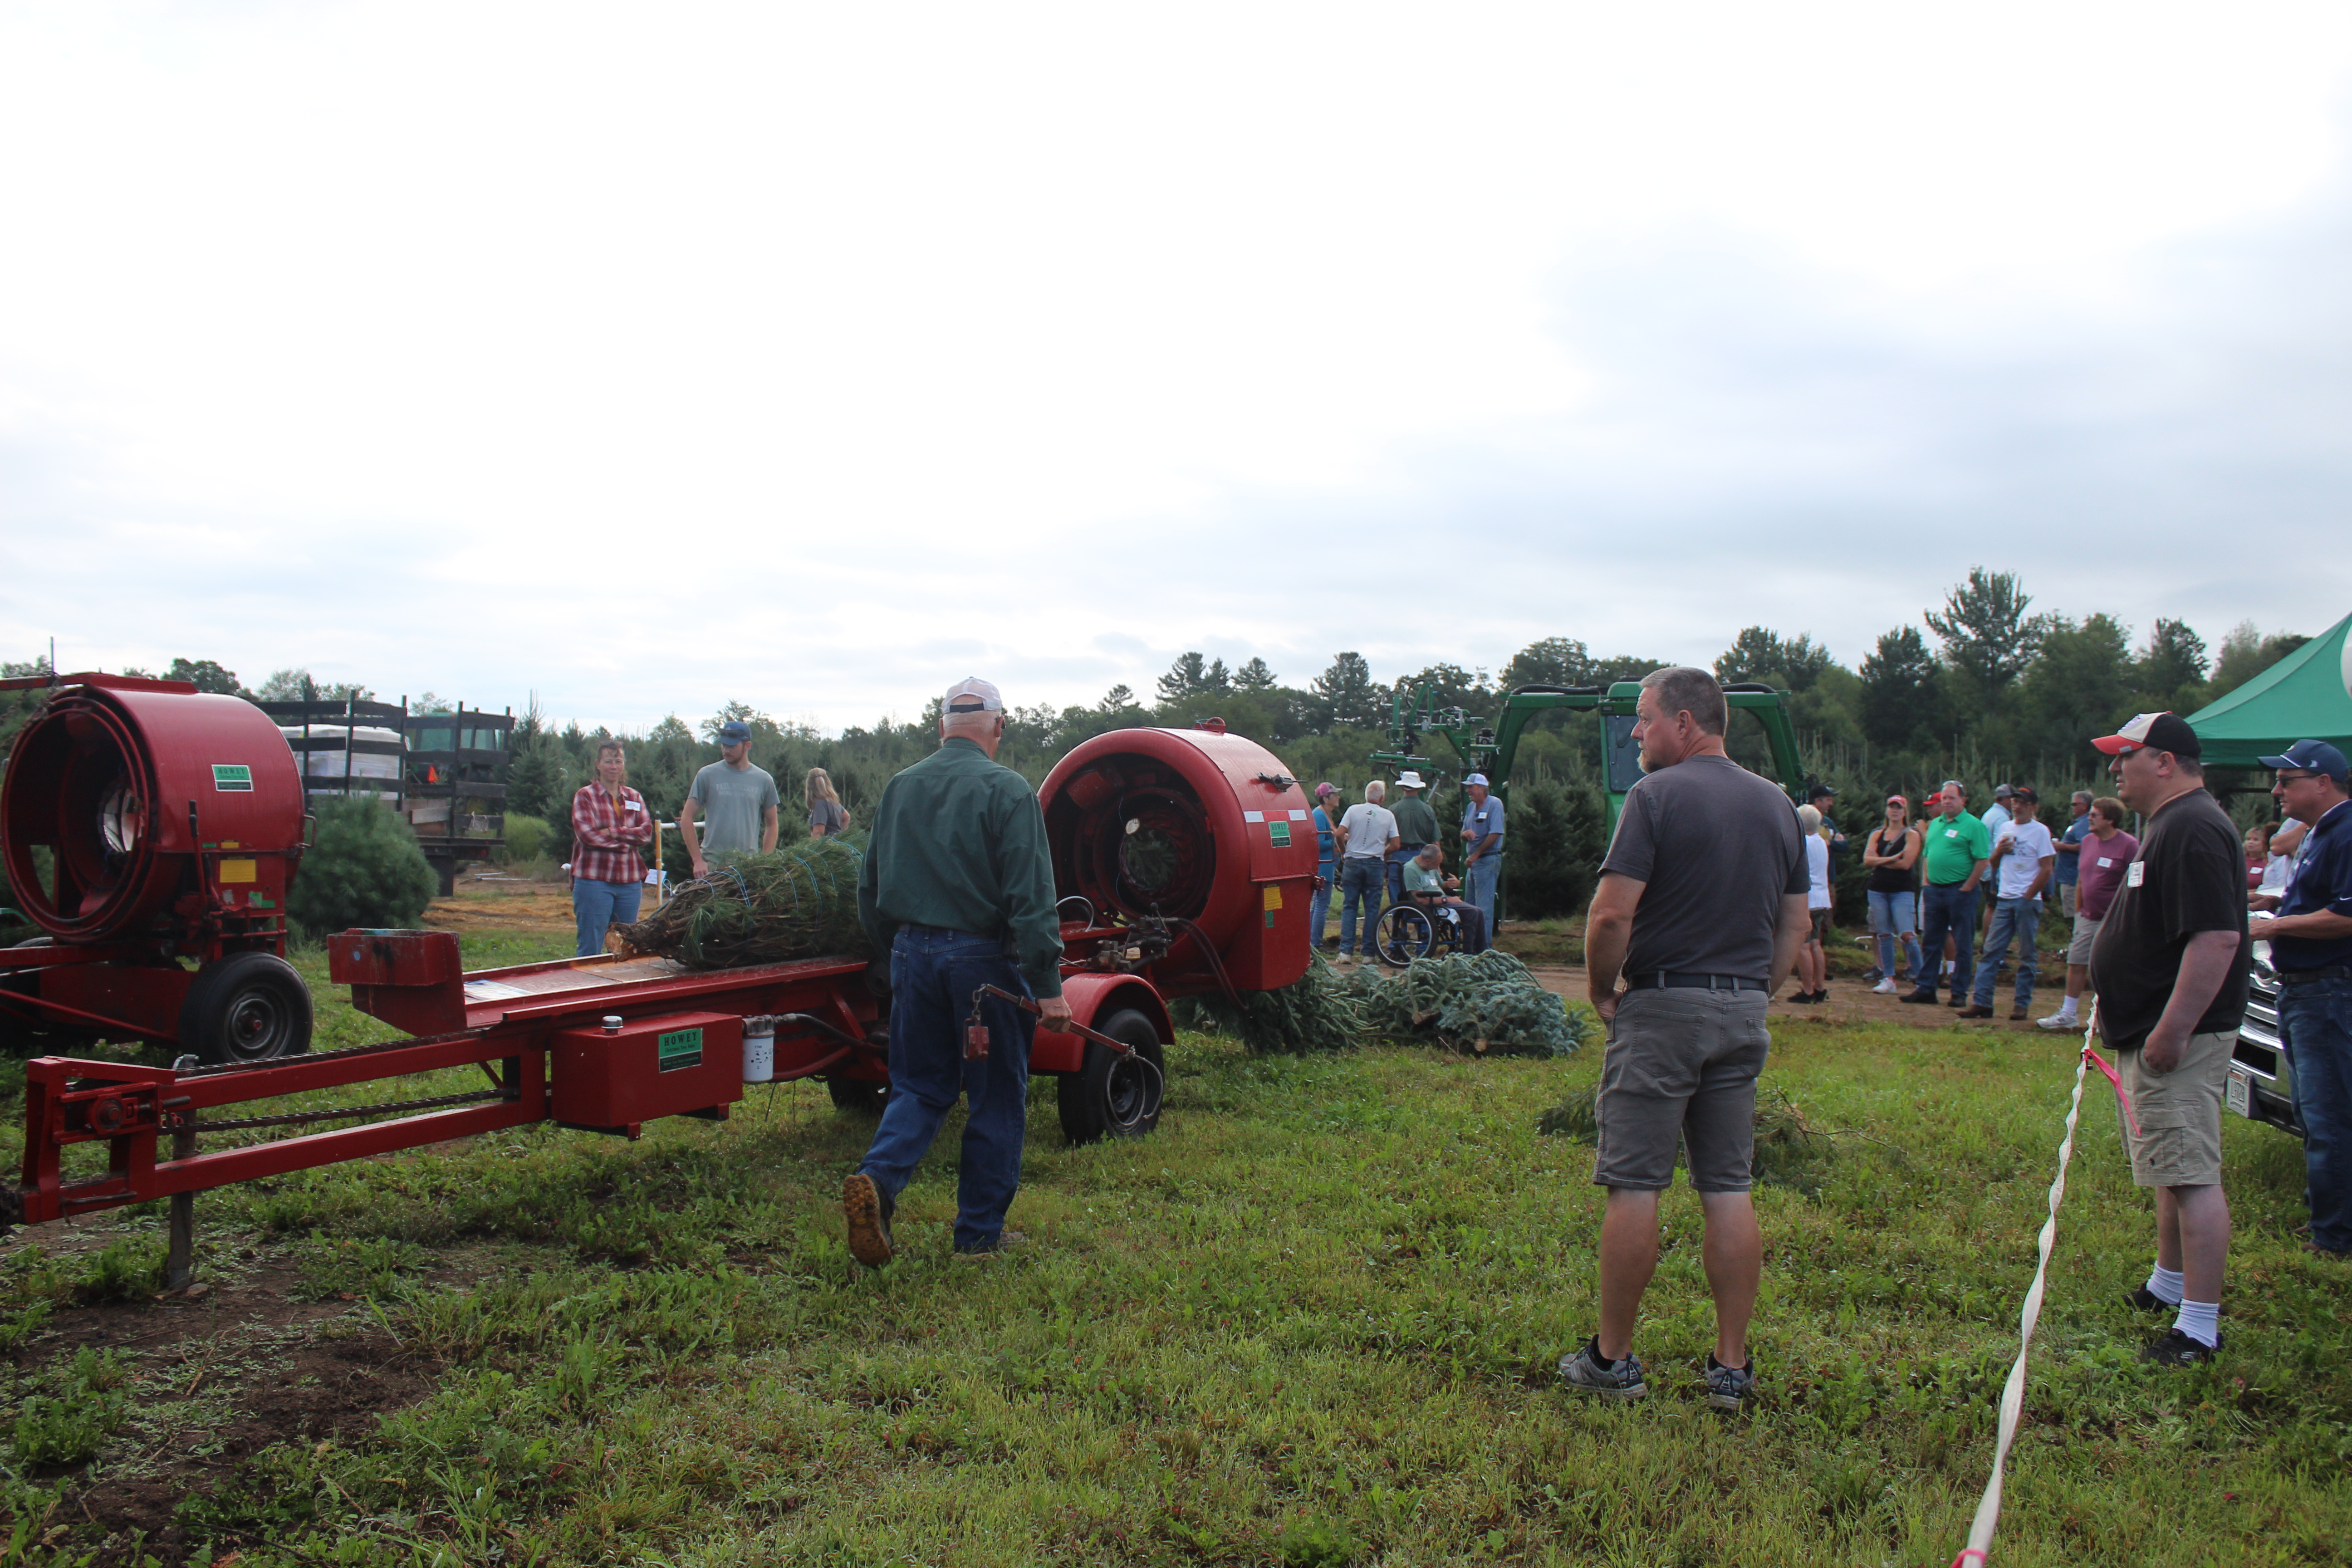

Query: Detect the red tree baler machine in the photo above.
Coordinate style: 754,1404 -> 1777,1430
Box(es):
1,714 -> 1317,1274
1,672 -> 314,1064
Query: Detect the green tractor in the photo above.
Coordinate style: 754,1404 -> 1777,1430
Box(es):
1369,679 -> 1809,920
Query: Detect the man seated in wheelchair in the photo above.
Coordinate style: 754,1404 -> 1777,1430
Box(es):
1401,842 -> 1491,953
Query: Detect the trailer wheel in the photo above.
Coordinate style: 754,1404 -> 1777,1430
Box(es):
1056,1007 -> 1165,1145
826,1075 -> 891,1114
179,952 -> 314,1065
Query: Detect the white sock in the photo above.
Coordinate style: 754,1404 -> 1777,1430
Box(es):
2056,998 -> 2078,1019
2146,1264 -> 2184,1305
2174,1298 -> 2220,1348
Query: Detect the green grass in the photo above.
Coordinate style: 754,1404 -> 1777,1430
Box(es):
2,934 -> 2349,1564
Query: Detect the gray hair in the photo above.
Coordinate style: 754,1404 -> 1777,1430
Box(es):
1416,841 -> 1442,860
1365,780 -> 1386,802
1941,779 -> 1967,797
1640,666 -> 1727,736
2073,789 -> 2093,804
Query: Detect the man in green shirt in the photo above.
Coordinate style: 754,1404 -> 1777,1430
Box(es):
1900,780 -> 1993,1007
843,678 -> 1073,1267
1387,771 -> 1441,907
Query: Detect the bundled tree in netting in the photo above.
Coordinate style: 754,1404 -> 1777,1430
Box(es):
287,798 -> 439,939
1181,949 -> 1591,1058
616,834 -> 870,969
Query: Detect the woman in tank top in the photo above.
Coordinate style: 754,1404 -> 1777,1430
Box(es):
1863,794 -> 1925,993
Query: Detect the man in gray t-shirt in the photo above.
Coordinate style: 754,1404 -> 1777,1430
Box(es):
1558,668 -> 1809,1413
680,719 -> 780,878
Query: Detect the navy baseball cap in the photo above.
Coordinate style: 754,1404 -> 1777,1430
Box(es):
717,720 -> 751,743
2258,738 -> 2349,786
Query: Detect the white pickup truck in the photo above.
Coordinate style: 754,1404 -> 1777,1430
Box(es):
2228,942 -> 2303,1137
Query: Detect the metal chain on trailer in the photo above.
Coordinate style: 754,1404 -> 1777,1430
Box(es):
171,1086 -> 509,1135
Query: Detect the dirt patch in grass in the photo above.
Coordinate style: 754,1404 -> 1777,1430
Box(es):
3,1223 -> 486,1565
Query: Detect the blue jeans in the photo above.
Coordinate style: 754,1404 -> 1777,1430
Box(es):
1971,897 -> 2041,1008
1309,862 -> 1335,949
2282,975 -> 2352,1253
1338,858 -> 1386,956
1913,883 -> 1979,997
572,878 -> 643,958
1868,889 -> 1923,982
1465,855 -> 1501,924
858,927 -> 1035,1251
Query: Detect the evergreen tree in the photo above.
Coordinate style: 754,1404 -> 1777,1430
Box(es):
165,658 -> 244,695
1311,652 -> 1381,729
2135,618 -> 2210,704
1924,568 -> 2050,717
2208,623 -> 2310,701
1715,627 -> 1833,692
1156,653 -> 1211,703
1234,657 -> 1278,692
1858,626 -> 1943,751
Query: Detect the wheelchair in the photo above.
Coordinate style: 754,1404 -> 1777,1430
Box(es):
1375,897 -> 1470,967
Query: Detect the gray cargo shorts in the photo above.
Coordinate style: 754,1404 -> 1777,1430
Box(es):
1592,985 -> 1772,1193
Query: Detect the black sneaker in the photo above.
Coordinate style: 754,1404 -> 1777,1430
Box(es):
843,1171 -> 896,1268
1558,1337 -> 1646,1401
2140,1327 -> 2222,1366
1704,1352 -> 1757,1412
1898,990 -> 1940,1005
2124,1284 -> 2173,1313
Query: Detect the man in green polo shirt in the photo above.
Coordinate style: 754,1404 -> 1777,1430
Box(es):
842,677 -> 1073,1267
1900,779 -> 1992,1007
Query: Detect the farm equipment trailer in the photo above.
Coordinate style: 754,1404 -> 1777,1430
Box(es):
1,710 -> 1320,1282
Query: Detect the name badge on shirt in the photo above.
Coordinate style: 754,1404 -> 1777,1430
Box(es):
2097,856 -> 2113,867
625,800 -> 642,813
1945,828 -> 1959,839
2126,861 -> 2145,888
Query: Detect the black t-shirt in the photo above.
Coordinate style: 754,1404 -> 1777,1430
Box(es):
2088,789 -> 2251,1050
1866,827 -> 1918,894
1601,754 -> 1809,981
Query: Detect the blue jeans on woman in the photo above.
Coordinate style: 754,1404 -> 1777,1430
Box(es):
1309,862 -> 1335,951
2283,975 -> 2352,1254
1868,889 -> 1923,985
572,878 -> 643,958
856,926 -> 1036,1252
1338,858 -> 1386,957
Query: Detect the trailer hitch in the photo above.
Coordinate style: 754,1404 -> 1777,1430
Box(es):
964,984 -> 1164,1132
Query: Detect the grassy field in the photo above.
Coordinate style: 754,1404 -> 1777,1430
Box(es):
2,926 -> 2349,1567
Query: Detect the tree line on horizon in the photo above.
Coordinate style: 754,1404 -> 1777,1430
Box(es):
0,568 -> 2319,921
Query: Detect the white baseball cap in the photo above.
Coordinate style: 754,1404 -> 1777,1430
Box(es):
944,677 -> 1003,713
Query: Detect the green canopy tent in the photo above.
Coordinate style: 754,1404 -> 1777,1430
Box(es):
2183,611 -> 2352,771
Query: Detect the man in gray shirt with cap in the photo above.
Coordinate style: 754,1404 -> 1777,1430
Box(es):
679,719 -> 780,879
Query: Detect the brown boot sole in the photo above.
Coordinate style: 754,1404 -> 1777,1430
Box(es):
843,1172 -> 894,1268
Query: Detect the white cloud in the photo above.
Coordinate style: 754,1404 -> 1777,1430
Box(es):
3,2 -> 2349,728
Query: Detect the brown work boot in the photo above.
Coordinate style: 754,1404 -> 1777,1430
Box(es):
2009,1007 -> 2031,1022
843,1172 -> 895,1268
1956,1004 -> 1995,1019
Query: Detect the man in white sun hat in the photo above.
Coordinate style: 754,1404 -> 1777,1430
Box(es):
1387,769 -> 1440,908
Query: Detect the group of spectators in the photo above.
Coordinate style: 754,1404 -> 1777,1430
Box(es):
565,719 -> 855,957
1566,668 -> 2352,1404
1305,771 -> 1504,960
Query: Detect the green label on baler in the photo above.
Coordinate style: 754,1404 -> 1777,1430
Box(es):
657,1027 -> 704,1072
212,764 -> 253,792
1269,821 -> 1292,847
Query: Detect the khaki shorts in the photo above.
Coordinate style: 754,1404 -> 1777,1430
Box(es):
2060,883 -> 2078,921
1592,986 -> 1771,1193
2068,912 -> 2101,965
2112,1029 -> 2235,1188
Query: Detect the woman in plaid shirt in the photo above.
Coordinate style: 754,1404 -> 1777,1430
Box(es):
571,741 -> 657,957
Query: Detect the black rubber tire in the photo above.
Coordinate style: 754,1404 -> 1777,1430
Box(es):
825,1074 -> 891,1114
1376,904 -> 1436,968
178,951 -> 314,1065
1056,1006 -> 1166,1145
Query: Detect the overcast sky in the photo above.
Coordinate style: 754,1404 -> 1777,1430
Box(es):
5,3 -> 2349,734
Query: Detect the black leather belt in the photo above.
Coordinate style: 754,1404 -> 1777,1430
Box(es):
2280,965 -> 2352,985
1632,972 -> 1767,992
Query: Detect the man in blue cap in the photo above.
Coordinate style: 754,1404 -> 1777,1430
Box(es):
679,718 -> 780,879
2250,739 -> 2352,1261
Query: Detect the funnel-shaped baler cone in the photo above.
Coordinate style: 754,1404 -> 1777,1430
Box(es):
2,680 -> 306,942
1039,727 -> 1318,995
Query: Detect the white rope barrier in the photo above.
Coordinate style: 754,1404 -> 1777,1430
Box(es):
1948,1006 -> 2104,1568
